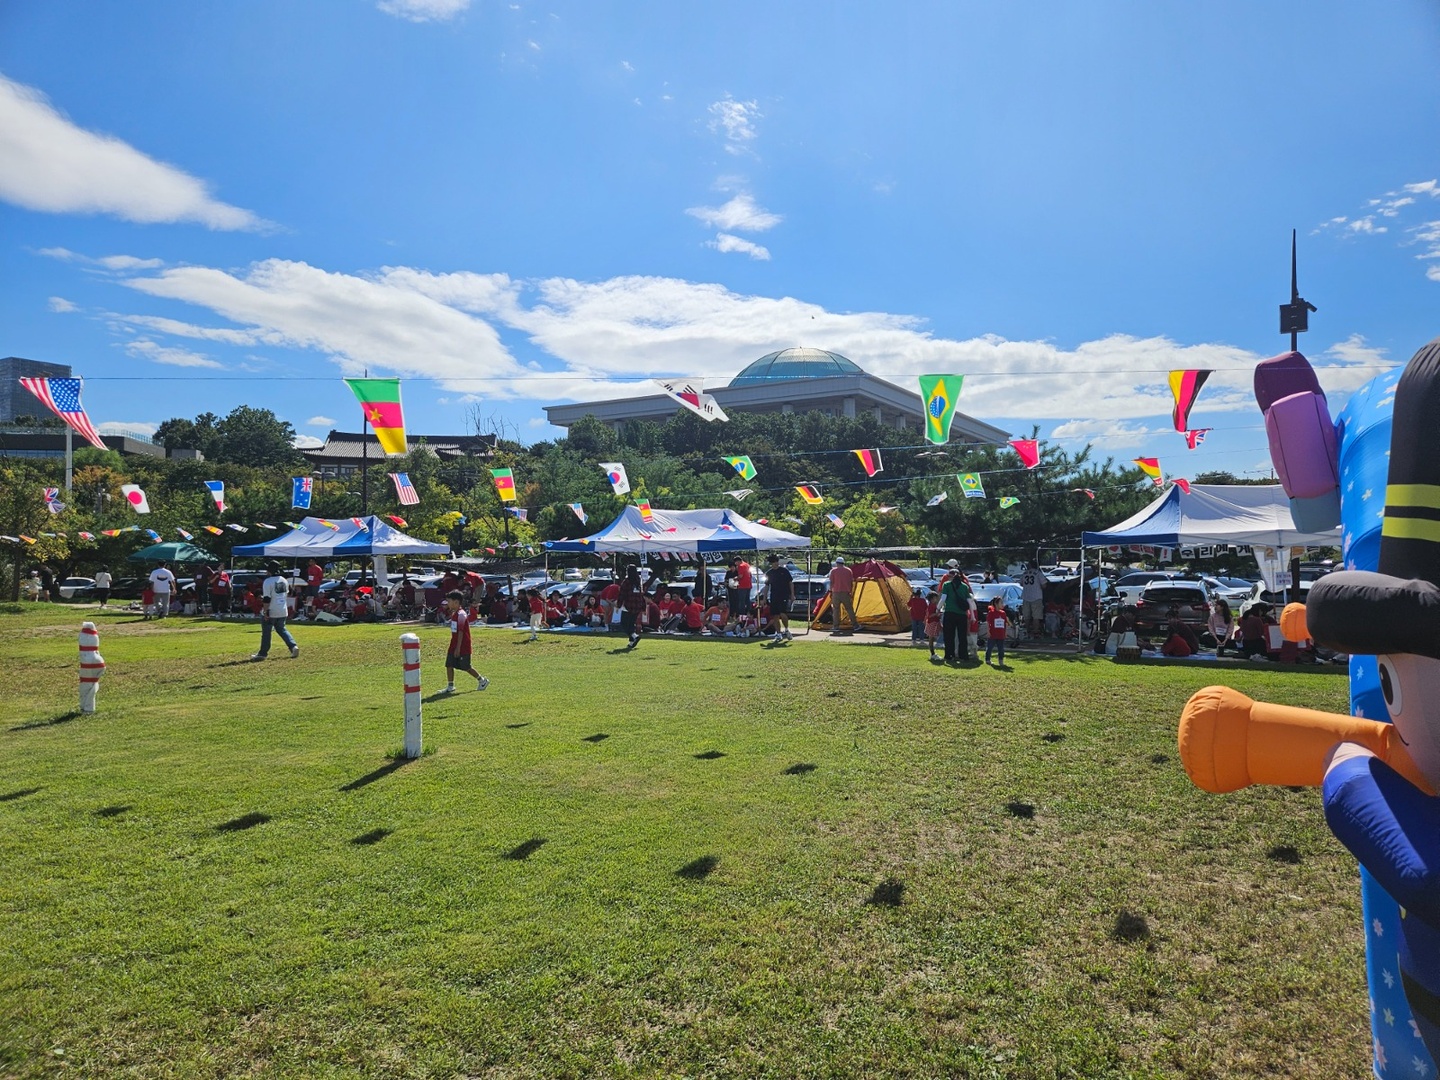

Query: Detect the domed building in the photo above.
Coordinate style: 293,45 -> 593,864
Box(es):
544,347 -> 1007,443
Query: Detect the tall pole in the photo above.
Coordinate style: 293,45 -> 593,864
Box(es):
65,424 -> 72,492
361,366 -> 370,515
1279,229 -> 1316,353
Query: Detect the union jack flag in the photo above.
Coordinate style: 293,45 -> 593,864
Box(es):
1184,428 -> 1210,450
388,472 -> 420,506
19,377 -> 106,449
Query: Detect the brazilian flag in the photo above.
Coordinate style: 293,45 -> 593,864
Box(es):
959,472 -> 986,499
725,455 -> 757,481
918,374 -> 963,445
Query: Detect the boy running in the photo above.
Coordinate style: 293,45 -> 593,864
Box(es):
441,590 -> 488,694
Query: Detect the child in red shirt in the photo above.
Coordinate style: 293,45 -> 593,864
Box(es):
442,589 -> 488,693
683,599 -> 704,633
907,589 -> 928,646
985,599 -> 1009,667
527,589 -> 545,642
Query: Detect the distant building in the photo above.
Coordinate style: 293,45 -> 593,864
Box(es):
1,356 -> 73,422
0,429 -> 168,461
301,430 -> 498,478
543,347 -> 1009,443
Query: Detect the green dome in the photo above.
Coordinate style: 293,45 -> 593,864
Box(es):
729,348 -> 863,386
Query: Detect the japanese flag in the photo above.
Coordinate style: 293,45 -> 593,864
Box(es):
120,484 -> 151,514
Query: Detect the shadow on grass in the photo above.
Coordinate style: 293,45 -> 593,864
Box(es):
677,855 -> 719,880
339,757 -> 413,792
694,750 -> 726,760
1005,801 -> 1035,819
503,838 -> 547,860
351,828 -> 392,846
867,878 -> 905,907
1150,753 -> 1169,765
216,812 -> 270,833
0,787 -> 42,802
211,659 -> 262,668
1113,909 -> 1150,943
1267,844 -> 1302,864
94,805 -> 131,818
1040,733 -> 1065,743
581,733 -> 610,743
505,722 -> 531,729
10,710 -> 82,731
784,763 -> 817,775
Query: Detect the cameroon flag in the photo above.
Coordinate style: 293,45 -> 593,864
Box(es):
344,378 -> 408,455
491,468 -> 517,503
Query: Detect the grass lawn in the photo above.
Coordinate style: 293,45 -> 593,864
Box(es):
1,604 -> 1368,1078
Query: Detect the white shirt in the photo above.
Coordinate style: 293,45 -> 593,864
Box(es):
149,567 -> 176,593
1020,568 -> 1044,602
94,571 -> 112,589
261,574 -> 291,619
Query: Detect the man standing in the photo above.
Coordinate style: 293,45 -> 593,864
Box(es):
1019,561 -> 1045,640
305,558 -> 325,616
251,561 -> 300,661
828,556 -> 858,634
193,564 -> 212,614
732,556 -> 753,620
93,566 -> 112,609
940,568 -> 973,664
618,565 -> 644,648
148,561 -> 177,619
764,554 -> 793,640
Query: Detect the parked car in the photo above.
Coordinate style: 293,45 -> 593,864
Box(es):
1202,575 -> 1257,605
1131,580 -> 1212,638
562,568 -> 583,581
57,576 -> 96,600
787,574 -> 830,618
1113,571 -> 1181,607
105,576 -> 148,600
970,582 -> 1024,612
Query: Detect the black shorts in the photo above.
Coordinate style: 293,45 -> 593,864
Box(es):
305,584 -> 320,598
769,592 -> 791,611
94,588 -> 110,602
446,652 -> 472,670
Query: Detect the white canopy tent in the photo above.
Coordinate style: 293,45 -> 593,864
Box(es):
544,506 -> 810,556
1082,483 -> 1342,592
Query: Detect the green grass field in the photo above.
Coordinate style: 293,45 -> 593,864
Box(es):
1,605 -> 1368,1078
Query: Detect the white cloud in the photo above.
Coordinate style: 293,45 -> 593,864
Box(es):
96,254 -> 163,270
1348,216 -> 1385,234
1047,419 -> 1157,448
292,434 -> 325,449
105,258 -> 1402,423
97,420 -> 158,439
527,416 -> 549,427
124,338 -> 225,369
108,313 -> 274,345
686,193 -> 782,232
708,233 -> 771,260
1324,333 -> 1387,365
0,74 -> 265,230
37,247 -> 162,271
47,296 -> 77,313
1429,265 -> 1440,282
122,259 -> 526,392
1404,180 -> 1439,197
307,415 -> 336,427
708,96 -> 760,154
621,60 -> 634,72
377,0 -> 470,21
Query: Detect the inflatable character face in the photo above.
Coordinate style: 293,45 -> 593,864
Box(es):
1377,653 -> 1440,785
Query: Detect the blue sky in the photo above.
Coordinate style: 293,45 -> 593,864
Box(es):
1,0 -> 1437,480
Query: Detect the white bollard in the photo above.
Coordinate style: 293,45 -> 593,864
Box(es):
79,621 -> 105,714
401,632 -> 422,759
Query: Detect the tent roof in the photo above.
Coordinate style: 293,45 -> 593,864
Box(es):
1082,483 -> 1342,548
231,516 -> 450,559
126,541 -> 218,564
545,506 -> 811,554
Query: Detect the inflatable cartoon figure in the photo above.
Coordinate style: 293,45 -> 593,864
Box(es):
1180,336 -> 1440,1076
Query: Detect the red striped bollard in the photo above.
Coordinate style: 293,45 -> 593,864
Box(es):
401,632 -> 422,758
79,621 -> 105,714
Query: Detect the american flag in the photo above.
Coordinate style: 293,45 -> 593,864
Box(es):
388,471 -> 420,506
19,377 -> 107,449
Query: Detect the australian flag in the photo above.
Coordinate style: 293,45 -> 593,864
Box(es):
292,476 -> 313,509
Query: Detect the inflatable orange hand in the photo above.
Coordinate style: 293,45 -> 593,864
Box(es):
1280,602 -> 1309,642
1178,685 -> 1429,794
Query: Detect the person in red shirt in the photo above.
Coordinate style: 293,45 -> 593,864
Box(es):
305,559 -> 324,615
732,557 -> 753,620
526,588 -> 545,641
683,597 -> 705,633
985,599 -> 1009,667
441,590 -> 488,693
907,589 -> 929,646
599,580 -> 621,627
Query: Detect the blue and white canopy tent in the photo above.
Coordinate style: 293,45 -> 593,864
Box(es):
1082,483 -> 1342,592
544,506 -> 810,556
232,515 -> 449,584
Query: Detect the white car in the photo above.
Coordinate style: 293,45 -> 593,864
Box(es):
562,568 -> 583,581
58,576 -> 96,600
